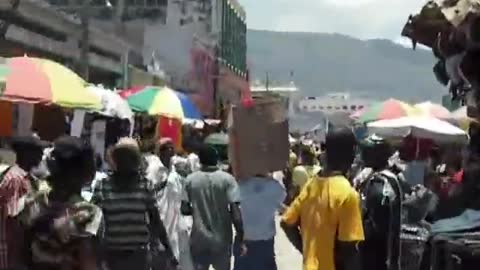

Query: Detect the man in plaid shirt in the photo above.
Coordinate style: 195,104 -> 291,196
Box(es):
0,136 -> 45,270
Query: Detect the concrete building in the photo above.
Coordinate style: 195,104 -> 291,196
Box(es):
44,0 -> 157,86
298,92 -> 376,114
141,0 -> 216,114
0,0 -> 141,87
140,0 -> 248,117
47,0 -> 248,118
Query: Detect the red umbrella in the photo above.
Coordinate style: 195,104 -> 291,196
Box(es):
119,85 -> 145,99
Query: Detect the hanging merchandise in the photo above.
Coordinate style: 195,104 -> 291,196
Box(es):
0,101 -> 13,137
87,85 -> 134,121
156,116 -> 182,150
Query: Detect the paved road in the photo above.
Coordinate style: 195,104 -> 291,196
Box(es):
275,219 -> 302,270
212,217 -> 303,270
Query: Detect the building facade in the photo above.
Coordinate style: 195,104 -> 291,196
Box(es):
298,92 -> 375,114
1,0 -> 141,87
141,0 -> 215,115
46,0 -> 248,117
45,0 -> 161,87
140,0 -> 248,117
215,0 -> 248,115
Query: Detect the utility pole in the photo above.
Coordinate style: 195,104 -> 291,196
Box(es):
213,45 -> 220,118
115,0 -> 125,27
123,50 -> 129,89
80,0 -> 90,81
265,71 -> 269,92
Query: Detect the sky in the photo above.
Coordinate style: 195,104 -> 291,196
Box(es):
239,0 -> 428,42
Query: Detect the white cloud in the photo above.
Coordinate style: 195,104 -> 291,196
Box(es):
239,0 -> 429,39
323,0 -> 379,7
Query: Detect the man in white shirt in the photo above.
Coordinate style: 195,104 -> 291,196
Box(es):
235,174 -> 286,270
154,138 -> 193,270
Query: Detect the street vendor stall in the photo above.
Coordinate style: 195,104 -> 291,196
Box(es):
121,86 -> 203,149
68,85 -> 135,163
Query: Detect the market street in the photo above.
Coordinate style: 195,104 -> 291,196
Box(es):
228,217 -> 302,270
274,218 -> 302,270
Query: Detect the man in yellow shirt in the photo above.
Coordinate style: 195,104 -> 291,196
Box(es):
281,127 -> 364,270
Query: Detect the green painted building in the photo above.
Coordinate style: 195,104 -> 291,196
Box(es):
219,0 -> 247,78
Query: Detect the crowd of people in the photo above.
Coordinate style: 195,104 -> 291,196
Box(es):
0,131 -> 282,270
0,123 -> 479,270
282,125 -> 480,270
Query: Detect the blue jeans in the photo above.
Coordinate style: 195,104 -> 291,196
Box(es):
233,238 -> 277,270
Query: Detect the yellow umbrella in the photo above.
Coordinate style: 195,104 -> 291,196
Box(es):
451,106 -> 476,130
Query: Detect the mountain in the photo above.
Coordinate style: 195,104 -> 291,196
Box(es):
247,29 -> 442,102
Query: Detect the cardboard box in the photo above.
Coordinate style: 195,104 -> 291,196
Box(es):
228,100 -> 289,179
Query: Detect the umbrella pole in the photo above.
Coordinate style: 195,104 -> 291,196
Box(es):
415,137 -> 420,160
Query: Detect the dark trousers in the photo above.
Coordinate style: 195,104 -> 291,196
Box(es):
190,246 -> 231,270
233,238 -> 277,270
106,249 -> 148,270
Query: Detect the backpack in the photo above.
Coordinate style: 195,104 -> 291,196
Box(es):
358,169 -> 403,270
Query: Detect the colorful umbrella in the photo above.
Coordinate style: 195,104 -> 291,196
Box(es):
414,101 -> 451,119
367,116 -> 468,144
118,85 -> 144,99
0,56 -> 100,110
358,98 -> 418,123
124,86 -> 202,119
